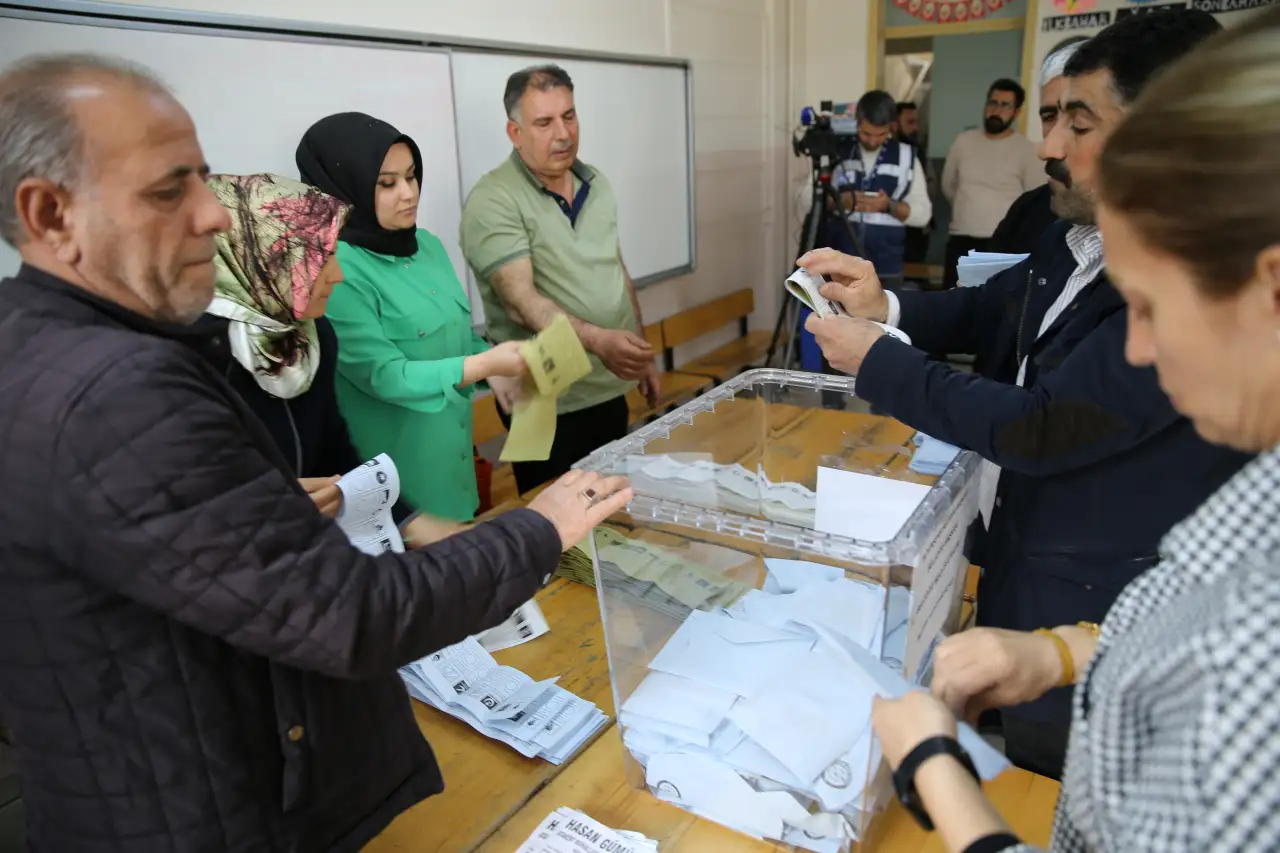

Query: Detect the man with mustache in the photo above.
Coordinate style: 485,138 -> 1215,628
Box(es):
940,79 -> 1045,289
462,64 -> 658,494
989,36 -> 1091,256
801,10 -> 1246,780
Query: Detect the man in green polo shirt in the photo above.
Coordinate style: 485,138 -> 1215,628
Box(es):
461,63 -> 659,494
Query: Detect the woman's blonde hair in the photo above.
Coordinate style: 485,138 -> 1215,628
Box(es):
1099,5 -> 1280,296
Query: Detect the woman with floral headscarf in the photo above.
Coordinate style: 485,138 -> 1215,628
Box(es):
200,174 -> 456,544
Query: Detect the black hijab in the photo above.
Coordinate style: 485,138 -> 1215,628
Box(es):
296,112 -> 425,258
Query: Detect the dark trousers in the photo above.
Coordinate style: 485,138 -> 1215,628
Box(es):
1002,714 -> 1070,781
904,226 -> 930,266
943,235 -> 991,290
498,394 -> 629,495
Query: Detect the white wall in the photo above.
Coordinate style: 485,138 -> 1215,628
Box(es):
96,0 -> 868,365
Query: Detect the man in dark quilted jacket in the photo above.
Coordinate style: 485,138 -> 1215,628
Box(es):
0,54 -> 631,852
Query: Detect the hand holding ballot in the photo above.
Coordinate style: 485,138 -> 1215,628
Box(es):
803,313 -> 886,376
796,248 -> 890,323
870,691 -> 959,769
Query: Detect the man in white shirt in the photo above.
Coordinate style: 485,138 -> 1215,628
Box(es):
941,78 -> 1045,288
827,90 -> 931,285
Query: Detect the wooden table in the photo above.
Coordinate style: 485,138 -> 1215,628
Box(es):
474,728 -> 1061,853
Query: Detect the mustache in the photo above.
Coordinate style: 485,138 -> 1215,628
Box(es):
1045,158 -> 1072,188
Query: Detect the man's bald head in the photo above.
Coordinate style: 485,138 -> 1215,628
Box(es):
0,53 -> 229,322
0,54 -> 172,246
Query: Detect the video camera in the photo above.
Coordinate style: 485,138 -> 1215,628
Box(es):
792,101 -> 857,163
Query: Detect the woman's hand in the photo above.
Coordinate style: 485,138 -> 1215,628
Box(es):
930,627 -> 1064,725
482,341 -> 529,379
488,374 -> 525,414
299,476 -> 343,518
460,341 -> 529,387
527,470 -> 634,550
400,514 -> 466,547
871,691 -> 959,770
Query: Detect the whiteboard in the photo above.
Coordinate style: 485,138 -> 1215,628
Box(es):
0,13 -> 469,303
451,50 -> 694,285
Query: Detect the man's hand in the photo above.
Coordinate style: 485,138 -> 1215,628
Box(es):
300,476 -> 343,518
855,189 -> 892,215
488,374 -> 524,414
930,628 -> 1067,725
527,470 -> 634,550
797,248 -> 889,322
871,691 -> 959,772
638,362 -> 661,408
591,328 -> 654,381
803,314 -> 885,376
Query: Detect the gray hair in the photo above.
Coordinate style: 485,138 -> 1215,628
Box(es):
1041,37 -> 1089,88
0,53 -> 167,247
502,64 -> 574,122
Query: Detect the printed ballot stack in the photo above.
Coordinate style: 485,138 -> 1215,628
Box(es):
399,637 -> 608,765
577,370 -> 996,852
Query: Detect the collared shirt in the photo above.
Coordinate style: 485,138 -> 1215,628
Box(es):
1016,224 -> 1103,384
460,152 -> 637,415
542,173 -> 591,226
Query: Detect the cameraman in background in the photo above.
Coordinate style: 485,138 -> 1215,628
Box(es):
826,90 -> 931,287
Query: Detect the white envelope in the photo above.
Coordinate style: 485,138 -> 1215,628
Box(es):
647,610 -> 814,697
646,753 -> 811,840
621,671 -> 740,735
762,558 -> 845,594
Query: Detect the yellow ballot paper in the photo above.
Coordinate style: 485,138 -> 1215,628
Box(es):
499,314 -> 592,462
521,313 -> 592,397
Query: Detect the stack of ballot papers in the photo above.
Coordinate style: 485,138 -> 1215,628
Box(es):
592,527 -> 751,621
956,251 -> 1029,287
908,432 -> 961,476
399,636 -> 607,765
617,559 -> 1009,852
516,808 -> 658,853
619,453 -> 818,528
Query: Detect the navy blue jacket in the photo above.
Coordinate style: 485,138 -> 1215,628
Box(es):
857,222 -> 1251,723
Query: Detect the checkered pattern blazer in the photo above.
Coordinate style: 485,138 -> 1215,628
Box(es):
1007,444 -> 1280,852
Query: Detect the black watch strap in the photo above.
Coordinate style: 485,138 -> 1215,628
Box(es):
892,736 -> 980,832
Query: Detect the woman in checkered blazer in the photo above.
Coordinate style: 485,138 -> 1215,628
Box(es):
869,8 -> 1280,853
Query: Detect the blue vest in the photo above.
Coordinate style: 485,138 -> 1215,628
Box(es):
827,139 -> 916,276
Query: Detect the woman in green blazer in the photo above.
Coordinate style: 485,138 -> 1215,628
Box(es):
297,113 -> 526,520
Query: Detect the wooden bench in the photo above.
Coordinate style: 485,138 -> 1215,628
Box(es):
663,288 -> 776,383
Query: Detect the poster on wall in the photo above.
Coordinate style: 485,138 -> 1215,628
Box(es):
892,0 -> 1010,23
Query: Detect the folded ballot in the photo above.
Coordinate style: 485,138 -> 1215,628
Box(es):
785,268 -> 912,345
400,636 -> 607,765
615,557 -> 1009,851
956,251 -> 1029,287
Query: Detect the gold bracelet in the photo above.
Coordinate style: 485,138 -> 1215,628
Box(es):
1034,628 -> 1074,688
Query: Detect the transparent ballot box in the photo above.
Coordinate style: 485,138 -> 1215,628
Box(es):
577,369 -> 981,852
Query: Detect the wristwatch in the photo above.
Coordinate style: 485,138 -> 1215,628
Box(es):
892,736 -> 980,831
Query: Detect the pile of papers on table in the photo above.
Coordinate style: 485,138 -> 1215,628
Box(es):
618,560 -> 1008,852
400,636 -> 608,765
908,432 -> 961,476
956,251 -> 1029,287
516,808 -> 658,853
620,453 -> 816,527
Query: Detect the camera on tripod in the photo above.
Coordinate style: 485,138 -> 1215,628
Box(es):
792,100 -> 857,163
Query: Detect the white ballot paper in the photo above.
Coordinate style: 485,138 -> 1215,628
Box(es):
335,454 -> 404,555
516,808 -> 658,853
399,637 -> 607,765
476,600 -> 550,652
